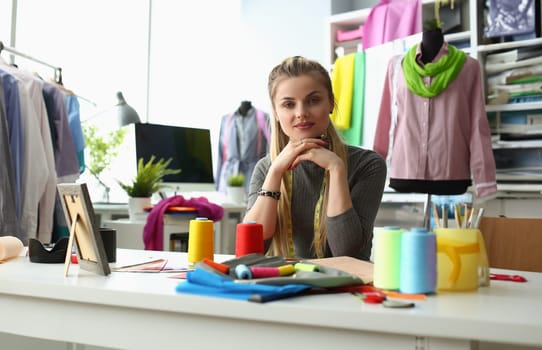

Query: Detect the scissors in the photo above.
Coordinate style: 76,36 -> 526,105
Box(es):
490,273 -> 527,282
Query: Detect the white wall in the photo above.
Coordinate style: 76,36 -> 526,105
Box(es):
0,0 -> 335,201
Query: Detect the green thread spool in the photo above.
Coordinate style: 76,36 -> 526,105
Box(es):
294,262 -> 320,272
373,226 -> 404,290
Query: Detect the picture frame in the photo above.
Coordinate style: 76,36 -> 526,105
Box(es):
57,183 -> 111,276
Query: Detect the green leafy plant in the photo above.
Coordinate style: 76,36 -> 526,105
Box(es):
83,124 -> 127,178
118,156 -> 181,197
226,173 -> 245,187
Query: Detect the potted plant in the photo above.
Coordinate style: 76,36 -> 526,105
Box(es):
226,173 -> 246,204
118,156 -> 181,220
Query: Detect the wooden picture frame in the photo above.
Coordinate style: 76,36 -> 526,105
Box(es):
57,183 -> 111,276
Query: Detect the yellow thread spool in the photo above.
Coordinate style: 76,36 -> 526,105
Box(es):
187,217 -> 214,268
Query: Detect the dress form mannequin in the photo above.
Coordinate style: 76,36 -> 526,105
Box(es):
237,101 -> 252,116
421,28 -> 444,64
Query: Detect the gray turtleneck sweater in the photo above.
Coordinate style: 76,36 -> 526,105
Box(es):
247,145 -> 386,261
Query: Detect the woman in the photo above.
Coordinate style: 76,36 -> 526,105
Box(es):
244,56 -> 386,260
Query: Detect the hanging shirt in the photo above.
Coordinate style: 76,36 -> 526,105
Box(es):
0,70 -> 23,234
362,0 -> 422,50
373,43 -> 497,198
216,107 -> 270,193
65,94 -> 86,174
0,79 -> 18,236
42,82 -> 79,182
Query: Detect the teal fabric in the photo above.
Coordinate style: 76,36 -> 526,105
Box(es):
340,51 -> 365,146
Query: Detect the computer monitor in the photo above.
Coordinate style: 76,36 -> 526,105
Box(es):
134,123 -> 215,192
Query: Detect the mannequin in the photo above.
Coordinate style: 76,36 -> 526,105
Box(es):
216,102 -> 270,194
237,101 -> 252,116
373,30 -> 497,198
421,28 -> 444,64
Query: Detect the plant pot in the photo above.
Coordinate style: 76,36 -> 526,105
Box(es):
226,186 -> 246,204
128,197 -> 151,222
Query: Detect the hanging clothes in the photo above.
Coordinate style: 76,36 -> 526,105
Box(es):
362,0 -> 422,50
331,51 -> 366,146
330,53 -> 355,131
42,81 -> 80,182
0,69 -> 23,237
0,56 -> 82,243
0,77 -> 18,236
0,65 -> 51,243
0,60 -> 58,243
216,104 -> 270,194
373,42 -> 497,198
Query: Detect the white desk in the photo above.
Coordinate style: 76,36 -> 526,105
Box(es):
1,249 -> 541,350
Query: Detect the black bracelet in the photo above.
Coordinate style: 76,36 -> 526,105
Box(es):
258,189 -> 281,200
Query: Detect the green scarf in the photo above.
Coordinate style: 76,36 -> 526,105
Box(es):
402,44 -> 466,98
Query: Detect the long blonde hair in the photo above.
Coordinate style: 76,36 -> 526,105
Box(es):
267,56 -> 348,257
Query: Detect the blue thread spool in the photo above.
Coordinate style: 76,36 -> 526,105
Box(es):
234,264 -> 252,279
399,227 -> 436,294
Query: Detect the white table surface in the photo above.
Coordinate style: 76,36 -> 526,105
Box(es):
1,249 -> 541,350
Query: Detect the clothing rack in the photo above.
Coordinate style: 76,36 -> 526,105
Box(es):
0,40 -> 96,106
0,40 -> 63,84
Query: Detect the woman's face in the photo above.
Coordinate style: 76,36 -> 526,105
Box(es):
273,74 -> 333,142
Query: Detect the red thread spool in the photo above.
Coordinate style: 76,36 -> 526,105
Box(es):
235,222 -> 264,257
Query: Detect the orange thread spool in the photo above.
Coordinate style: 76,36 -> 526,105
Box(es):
235,222 -> 264,257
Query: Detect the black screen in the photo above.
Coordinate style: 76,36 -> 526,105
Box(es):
134,123 -> 214,184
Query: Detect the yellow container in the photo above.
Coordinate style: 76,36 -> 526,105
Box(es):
434,228 -> 489,291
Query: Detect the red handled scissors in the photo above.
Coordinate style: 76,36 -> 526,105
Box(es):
490,273 -> 527,282
351,291 -> 386,304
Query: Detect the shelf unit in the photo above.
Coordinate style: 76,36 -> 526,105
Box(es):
326,1 -> 542,216
470,2 -> 542,185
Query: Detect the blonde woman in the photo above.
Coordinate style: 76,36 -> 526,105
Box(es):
244,56 -> 386,261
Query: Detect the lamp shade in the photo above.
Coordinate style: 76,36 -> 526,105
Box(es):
116,91 -> 141,127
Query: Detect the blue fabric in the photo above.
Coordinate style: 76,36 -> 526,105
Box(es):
65,94 -> 86,174
176,267 -> 311,300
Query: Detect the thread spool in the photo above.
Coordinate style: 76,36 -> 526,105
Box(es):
235,264 -> 252,279
294,262 -> 319,272
187,217 -> 214,268
250,266 -> 280,278
250,264 -> 296,278
399,227 -> 437,294
235,221 -> 264,257
373,226 -> 404,290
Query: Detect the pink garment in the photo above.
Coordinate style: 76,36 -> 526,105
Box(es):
143,195 -> 224,251
362,0 -> 422,50
373,43 -> 497,198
